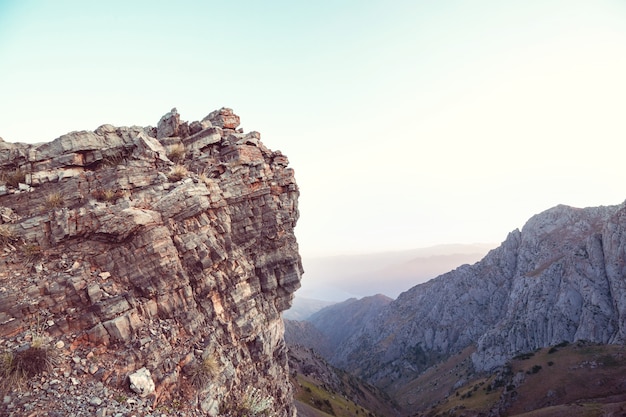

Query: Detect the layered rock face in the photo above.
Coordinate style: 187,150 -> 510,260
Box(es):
330,202 -> 626,388
0,108 -> 302,416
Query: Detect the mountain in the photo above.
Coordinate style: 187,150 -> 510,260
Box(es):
287,342 -> 400,417
330,202 -> 626,396
284,319 -> 332,358
307,294 -> 393,349
283,296 -> 336,321
394,340 -> 626,416
299,244 -> 493,301
0,108 -> 302,416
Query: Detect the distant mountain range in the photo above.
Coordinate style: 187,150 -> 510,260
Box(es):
295,243 -> 494,302
286,201 -> 626,416
283,297 -> 336,321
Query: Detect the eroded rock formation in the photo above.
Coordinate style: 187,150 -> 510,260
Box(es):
0,108 -> 302,416
326,202 -> 626,390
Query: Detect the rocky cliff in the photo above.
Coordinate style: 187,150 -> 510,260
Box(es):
327,202 -> 626,390
0,108 -> 302,416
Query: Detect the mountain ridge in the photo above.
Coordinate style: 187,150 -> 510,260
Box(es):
287,200 -> 626,415
332,202 -> 626,384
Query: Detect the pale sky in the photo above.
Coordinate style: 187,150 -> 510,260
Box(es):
1,1 -> 625,257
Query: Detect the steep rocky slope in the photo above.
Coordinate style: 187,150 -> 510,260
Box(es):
329,202 -> 626,393
287,344 -> 400,417
0,108 -> 302,416
307,294 -> 392,350
284,319 -> 332,358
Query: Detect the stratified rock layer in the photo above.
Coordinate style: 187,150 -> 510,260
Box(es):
0,108 -> 302,416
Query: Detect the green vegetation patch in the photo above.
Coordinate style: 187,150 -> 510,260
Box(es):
295,376 -> 377,417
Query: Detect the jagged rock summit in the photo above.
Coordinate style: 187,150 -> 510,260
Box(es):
0,108 -> 302,416
328,201 -> 626,394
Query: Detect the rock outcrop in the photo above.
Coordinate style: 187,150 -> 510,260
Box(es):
325,202 -> 626,390
0,108 -> 302,416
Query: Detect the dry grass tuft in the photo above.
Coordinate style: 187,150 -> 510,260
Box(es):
44,192 -> 64,209
198,170 -> 213,186
22,243 -> 42,264
93,188 -> 118,202
167,165 -> 188,182
0,344 -> 57,394
167,143 -> 186,163
188,355 -> 219,389
101,153 -> 127,168
0,168 -> 26,188
0,224 -> 18,246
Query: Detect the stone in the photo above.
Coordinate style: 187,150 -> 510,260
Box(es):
128,367 -> 155,398
133,132 -> 169,162
156,108 -> 180,139
103,316 -> 131,342
89,397 -> 103,406
0,108 -> 302,417
202,107 -> 240,129
87,284 -> 103,304
89,364 -> 99,375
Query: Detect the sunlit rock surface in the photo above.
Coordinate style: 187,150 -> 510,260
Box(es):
0,108 -> 302,416
330,202 -> 626,388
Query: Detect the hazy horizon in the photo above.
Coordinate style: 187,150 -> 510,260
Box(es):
298,242 -> 495,301
2,1 -> 625,257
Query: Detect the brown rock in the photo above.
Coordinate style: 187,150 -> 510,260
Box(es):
156,108 -> 180,139
202,107 -> 241,129
0,108 -> 302,417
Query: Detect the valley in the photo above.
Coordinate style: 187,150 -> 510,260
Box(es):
286,201 -> 626,416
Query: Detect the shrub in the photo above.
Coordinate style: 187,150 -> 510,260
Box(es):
0,224 -> 18,246
167,144 -> 186,163
93,189 -> 118,202
513,352 -> 535,360
44,192 -> 64,209
198,170 -> 212,186
1,168 -> 26,188
22,243 -> 42,264
167,165 -> 188,182
239,386 -> 274,416
0,351 -> 25,393
0,344 -> 56,394
599,354 -> 620,367
188,355 -> 219,389
101,153 -> 127,168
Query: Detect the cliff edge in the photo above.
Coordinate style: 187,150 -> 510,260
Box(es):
0,108 -> 302,416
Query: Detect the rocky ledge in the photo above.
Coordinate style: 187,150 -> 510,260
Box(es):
0,108 -> 302,416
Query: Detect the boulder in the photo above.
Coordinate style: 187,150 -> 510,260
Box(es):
129,367 -> 155,397
202,107 -> 240,129
156,108 -> 180,139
